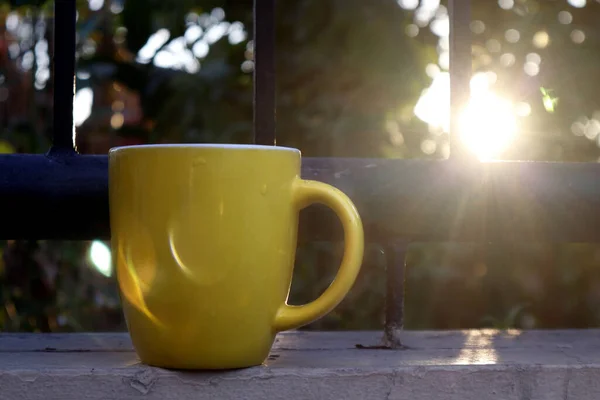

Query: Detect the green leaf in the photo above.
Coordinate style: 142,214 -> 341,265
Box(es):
540,87 -> 559,113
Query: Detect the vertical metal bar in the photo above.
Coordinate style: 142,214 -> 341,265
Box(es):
51,0 -> 77,154
448,0 -> 473,160
383,241 -> 409,349
253,0 -> 277,146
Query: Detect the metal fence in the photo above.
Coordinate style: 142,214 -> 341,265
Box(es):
1,0 -> 600,347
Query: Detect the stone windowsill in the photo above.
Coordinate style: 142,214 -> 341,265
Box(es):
1,330 -> 600,399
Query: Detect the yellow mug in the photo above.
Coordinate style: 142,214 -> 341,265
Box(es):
108,144 -> 364,369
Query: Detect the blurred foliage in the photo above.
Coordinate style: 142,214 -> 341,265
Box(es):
1,0 -> 600,332
274,0 -> 430,157
466,0 -> 600,162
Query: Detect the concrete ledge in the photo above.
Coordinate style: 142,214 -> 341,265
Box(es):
1,330 -> 600,399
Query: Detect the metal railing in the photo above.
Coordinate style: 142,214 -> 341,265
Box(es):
1,0 -> 600,347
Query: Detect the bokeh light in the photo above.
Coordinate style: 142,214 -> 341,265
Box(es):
88,0 -> 104,11
533,31 -> 550,48
73,88 -> 94,127
558,11 -> 573,24
571,29 -> 586,44
89,241 -> 112,278
568,0 -> 586,8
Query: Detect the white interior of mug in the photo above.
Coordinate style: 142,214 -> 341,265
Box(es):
109,144 -> 300,153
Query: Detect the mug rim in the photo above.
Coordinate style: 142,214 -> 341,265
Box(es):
109,143 -> 300,154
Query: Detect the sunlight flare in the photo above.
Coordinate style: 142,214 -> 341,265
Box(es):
414,71 -> 519,160
459,92 -> 517,160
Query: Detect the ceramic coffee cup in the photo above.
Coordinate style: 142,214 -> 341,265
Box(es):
109,144 -> 364,369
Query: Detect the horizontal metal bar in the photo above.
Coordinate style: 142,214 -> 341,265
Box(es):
1,155 -> 600,242
300,159 -> 600,243
0,154 -> 108,240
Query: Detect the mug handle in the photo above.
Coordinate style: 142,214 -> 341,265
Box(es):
273,178 -> 364,332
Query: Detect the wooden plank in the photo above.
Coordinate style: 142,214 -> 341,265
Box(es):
0,333 -> 133,352
1,331 -> 600,399
3,329 -> 600,352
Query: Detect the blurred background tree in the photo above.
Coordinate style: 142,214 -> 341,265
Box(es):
1,0 -> 600,332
